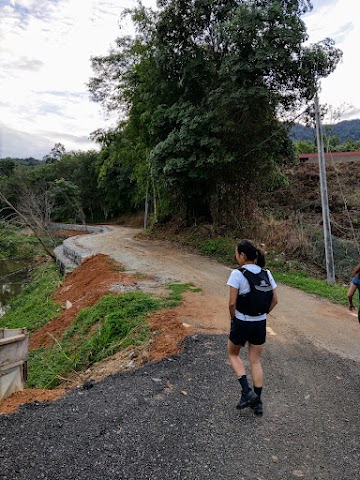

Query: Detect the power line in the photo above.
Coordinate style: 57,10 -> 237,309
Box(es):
242,107 -> 310,159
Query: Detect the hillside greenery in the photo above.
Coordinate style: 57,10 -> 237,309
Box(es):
291,119 -> 360,143
291,119 -> 360,154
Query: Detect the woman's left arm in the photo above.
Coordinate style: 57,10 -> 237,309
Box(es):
229,286 -> 238,320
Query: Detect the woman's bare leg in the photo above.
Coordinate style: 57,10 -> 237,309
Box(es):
227,340 -> 246,377
248,343 -> 264,387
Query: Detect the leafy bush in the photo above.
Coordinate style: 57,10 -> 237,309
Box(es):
0,224 -> 37,260
197,237 -> 235,264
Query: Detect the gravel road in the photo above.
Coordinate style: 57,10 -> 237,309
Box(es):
1,226 -> 359,479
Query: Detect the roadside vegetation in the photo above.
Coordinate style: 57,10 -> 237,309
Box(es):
198,238 -> 354,305
198,237 -> 353,307
28,292 -> 160,389
0,259 -> 199,389
223,241 -> 353,305
0,262 -> 62,331
28,283 -> 199,389
0,224 -> 38,261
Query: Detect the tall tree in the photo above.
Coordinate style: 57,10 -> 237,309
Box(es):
89,0 -> 342,226
43,143 -> 66,164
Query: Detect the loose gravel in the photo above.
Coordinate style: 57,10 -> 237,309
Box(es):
1,333 -> 359,480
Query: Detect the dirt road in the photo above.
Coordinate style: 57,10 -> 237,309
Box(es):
74,226 -> 360,362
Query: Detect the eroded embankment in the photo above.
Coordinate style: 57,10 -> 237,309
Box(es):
0,253 -> 193,415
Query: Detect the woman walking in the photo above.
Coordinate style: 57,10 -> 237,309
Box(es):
227,239 -> 278,415
347,262 -> 360,323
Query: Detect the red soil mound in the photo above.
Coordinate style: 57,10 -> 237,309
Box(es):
1,254 -> 191,414
30,254 -> 138,349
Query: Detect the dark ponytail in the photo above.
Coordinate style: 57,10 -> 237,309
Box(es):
237,239 -> 266,268
255,247 -> 265,268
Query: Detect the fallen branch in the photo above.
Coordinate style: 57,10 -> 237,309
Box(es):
0,191 -> 56,261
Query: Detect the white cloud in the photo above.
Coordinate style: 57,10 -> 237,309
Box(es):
304,0 -> 360,116
0,0 -> 138,157
0,122 -> 97,159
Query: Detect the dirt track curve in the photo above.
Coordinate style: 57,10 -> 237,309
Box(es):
75,226 -> 360,362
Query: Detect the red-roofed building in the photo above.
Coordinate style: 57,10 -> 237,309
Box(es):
299,151 -> 360,163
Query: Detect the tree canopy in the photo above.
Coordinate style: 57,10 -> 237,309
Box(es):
1,1 -> 342,231
88,0 -> 341,226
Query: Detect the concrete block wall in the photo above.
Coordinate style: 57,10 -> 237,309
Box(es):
52,223 -> 111,275
0,329 -> 29,403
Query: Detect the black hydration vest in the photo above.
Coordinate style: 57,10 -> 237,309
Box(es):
236,267 -> 273,316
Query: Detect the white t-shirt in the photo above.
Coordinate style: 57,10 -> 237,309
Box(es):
227,264 -> 277,321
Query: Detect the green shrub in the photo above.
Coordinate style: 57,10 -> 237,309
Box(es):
0,225 -> 37,260
197,237 -> 235,264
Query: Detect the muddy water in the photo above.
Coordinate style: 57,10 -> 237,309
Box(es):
0,259 -> 30,317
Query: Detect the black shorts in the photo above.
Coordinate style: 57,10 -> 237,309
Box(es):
229,318 -> 266,346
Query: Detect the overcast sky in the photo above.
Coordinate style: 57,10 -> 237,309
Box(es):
1,0 -> 359,159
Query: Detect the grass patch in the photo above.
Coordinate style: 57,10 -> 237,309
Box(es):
165,283 -> 202,307
64,292 -> 159,360
196,237 -> 235,264
27,346 -> 74,390
27,284 -> 200,389
266,255 -> 351,306
28,292 -> 159,388
0,262 -> 62,331
273,270 -> 350,307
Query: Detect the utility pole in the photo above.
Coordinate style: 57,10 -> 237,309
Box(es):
314,94 -> 335,284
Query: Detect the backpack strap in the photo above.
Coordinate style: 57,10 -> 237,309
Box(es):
239,267 -> 272,290
239,267 -> 255,287
239,267 -> 270,281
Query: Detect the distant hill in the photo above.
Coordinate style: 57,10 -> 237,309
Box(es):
0,157 -> 41,166
290,119 -> 360,143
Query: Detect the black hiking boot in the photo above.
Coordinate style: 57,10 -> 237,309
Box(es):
251,398 -> 263,416
236,389 -> 258,410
